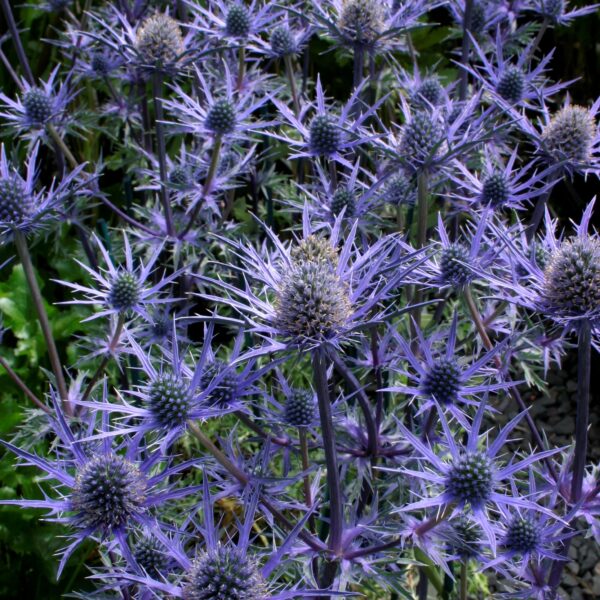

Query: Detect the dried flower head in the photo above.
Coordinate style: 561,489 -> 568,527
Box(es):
136,13 -> 185,68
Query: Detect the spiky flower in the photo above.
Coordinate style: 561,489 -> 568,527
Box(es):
225,4 -> 252,38
421,358 -> 462,405
446,516 -> 482,559
290,235 -> 339,266
147,372 -> 192,429
382,172 -> 416,206
0,176 -> 32,226
269,26 -> 296,57
136,13 -> 185,68
134,537 -> 167,576
330,187 -> 356,218
72,454 -> 147,530
309,114 -> 343,156
414,77 -> 444,108
205,99 -> 237,136
22,88 -> 54,126
0,143 -> 89,239
542,237 -> 600,319
399,110 -> 446,170
496,66 -> 525,104
446,451 -> 493,505
275,256 -> 352,343
200,360 -> 239,407
283,389 -> 316,427
108,271 -> 141,312
505,516 -> 541,554
183,547 -> 266,600
481,170 -> 510,207
541,105 -> 596,164
338,0 -> 384,45
439,243 -> 473,288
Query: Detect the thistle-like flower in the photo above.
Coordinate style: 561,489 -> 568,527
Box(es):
56,233 -> 182,322
448,147 -> 557,211
385,313 -> 514,428
0,143 -> 89,240
391,399 -> 561,553
269,76 -> 381,168
0,390 -> 203,576
525,0 -> 599,26
0,67 -> 75,143
198,208 -> 420,355
498,199 -> 600,333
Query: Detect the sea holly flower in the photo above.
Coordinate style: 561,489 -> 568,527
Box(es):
189,0 -> 281,43
0,389 -> 204,577
103,479 -> 323,598
414,209 -> 506,292
311,0 -> 445,55
497,198 -> 600,334
248,12 -> 312,59
376,93 -> 494,174
286,159 -> 381,230
385,312 -> 515,428
389,399 -> 562,554
85,6 -> 199,76
447,0 -> 506,37
198,208 -> 423,355
163,63 -> 275,142
525,0 -> 599,26
463,30 -> 572,111
0,143 -> 88,241
56,233 -> 182,322
0,67 -> 75,143
269,75 -> 381,168
394,66 -> 451,110
447,147 -> 557,211
515,97 -> 600,178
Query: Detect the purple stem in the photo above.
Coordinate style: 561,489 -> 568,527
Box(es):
312,349 -> 344,556
458,0 -> 474,101
0,0 -> 34,84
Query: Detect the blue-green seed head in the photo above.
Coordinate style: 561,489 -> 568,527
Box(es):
505,516 -> 541,554
23,88 -> 53,125
90,52 -> 111,75
276,257 -> 351,342
447,516 -> 482,559
338,0 -> 384,45
72,454 -> 146,530
134,537 -> 167,576
421,359 -> 462,405
330,187 -> 356,218
0,177 -> 33,225
446,451 -> 493,505
496,66 -> 525,104
414,77 -> 444,108
309,114 -> 342,156
169,166 -> 192,189
200,360 -> 239,407
148,372 -> 191,428
439,243 -> 473,288
226,4 -> 251,38
542,237 -> 600,318
400,111 -> 445,167
205,100 -> 237,135
541,105 -> 595,164
270,26 -> 296,57
136,14 -> 184,66
183,546 -> 265,600
481,170 -> 510,207
283,389 -> 315,427
383,172 -> 416,206
469,1 -> 486,34
108,271 -> 141,312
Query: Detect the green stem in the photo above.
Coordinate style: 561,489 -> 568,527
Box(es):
460,561 -> 468,600
284,54 -> 301,116
13,230 -> 71,414
0,356 -> 51,414
46,124 -> 79,170
237,46 -> 246,91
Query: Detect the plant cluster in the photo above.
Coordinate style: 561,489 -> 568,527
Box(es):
0,1 -> 599,599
